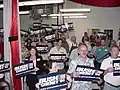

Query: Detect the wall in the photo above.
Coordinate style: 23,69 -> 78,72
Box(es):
20,1 -> 120,43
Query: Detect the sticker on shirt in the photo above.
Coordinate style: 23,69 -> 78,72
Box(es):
113,60 -> 120,76
104,49 -> 108,51
37,58 -> 41,61
73,65 -> 104,81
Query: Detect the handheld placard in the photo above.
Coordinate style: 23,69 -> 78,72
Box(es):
113,60 -> 120,76
0,61 -> 10,73
49,54 -> 67,62
73,65 -> 104,81
45,33 -> 56,42
36,45 -> 49,54
14,61 -> 35,78
36,71 -> 67,90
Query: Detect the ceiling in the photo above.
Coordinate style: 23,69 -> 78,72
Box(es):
0,0 -> 33,4
0,0 -> 55,12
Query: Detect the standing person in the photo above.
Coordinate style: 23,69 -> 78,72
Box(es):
67,43 -> 94,90
67,36 -> 77,55
82,32 -> 89,43
48,39 -> 67,71
95,39 -> 110,69
25,46 -> 49,90
60,33 -> 69,53
101,45 -> 120,90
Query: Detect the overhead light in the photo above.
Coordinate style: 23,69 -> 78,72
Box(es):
19,11 -> 29,15
41,13 -> 84,16
19,11 -> 84,16
48,13 -> 84,16
60,8 -> 91,13
52,16 -> 88,19
0,0 -> 64,8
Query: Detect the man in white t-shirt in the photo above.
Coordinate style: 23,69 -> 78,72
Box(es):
101,45 -> 120,90
48,39 -> 67,70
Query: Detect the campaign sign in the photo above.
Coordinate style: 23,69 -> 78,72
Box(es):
36,45 -> 49,53
45,34 -> 56,41
0,61 -> 10,73
113,60 -> 120,76
68,23 -> 74,31
49,54 -> 66,62
14,61 -> 35,78
73,65 -> 104,81
37,71 -> 67,90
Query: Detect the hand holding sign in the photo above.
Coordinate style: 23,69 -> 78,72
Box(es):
73,72 -> 80,77
107,67 -> 114,72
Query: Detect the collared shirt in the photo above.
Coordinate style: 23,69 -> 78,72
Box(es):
95,46 -> 110,63
67,56 -> 94,90
101,57 -> 120,86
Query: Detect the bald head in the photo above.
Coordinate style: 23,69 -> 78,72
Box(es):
78,43 -> 88,58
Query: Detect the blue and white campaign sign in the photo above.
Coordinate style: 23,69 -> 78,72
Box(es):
73,65 -> 104,81
14,61 -> 35,78
113,60 -> 120,76
37,71 -> 67,90
0,61 -> 10,73
49,54 -> 66,62
36,45 -> 49,53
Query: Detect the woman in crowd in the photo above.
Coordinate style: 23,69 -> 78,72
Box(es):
67,36 -> 78,55
25,46 -> 49,90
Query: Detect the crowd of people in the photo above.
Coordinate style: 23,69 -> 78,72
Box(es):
1,30 -> 120,90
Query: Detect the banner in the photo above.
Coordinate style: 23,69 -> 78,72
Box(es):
14,61 -> 35,78
113,60 -> 120,76
37,71 -> 67,90
73,65 -> 104,81
0,61 -> 10,73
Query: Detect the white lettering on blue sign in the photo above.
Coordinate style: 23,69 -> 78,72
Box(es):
14,64 -> 28,73
39,76 -> 59,87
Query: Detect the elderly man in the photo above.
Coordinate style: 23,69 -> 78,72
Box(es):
67,43 -> 94,90
101,45 -> 120,90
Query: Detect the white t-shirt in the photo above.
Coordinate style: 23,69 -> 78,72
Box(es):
101,57 -> 120,86
48,46 -> 67,70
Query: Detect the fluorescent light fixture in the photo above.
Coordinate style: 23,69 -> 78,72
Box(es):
0,0 -> 64,8
18,11 -> 84,16
48,13 -> 84,16
60,8 -> 91,13
41,13 -> 84,17
19,11 -> 29,15
52,16 -> 87,19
